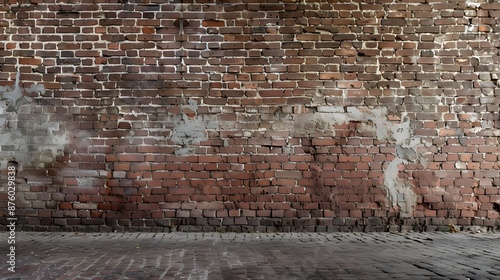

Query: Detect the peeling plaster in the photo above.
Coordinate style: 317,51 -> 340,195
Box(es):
466,0 -> 480,9
0,112 -> 69,169
294,106 -> 421,216
0,70 -> 45,113
0,69 -> 67,170
384,158 -> 416,217
169,98 -> 211,155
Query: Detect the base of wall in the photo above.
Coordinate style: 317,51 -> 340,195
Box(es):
2,217 -> 498,233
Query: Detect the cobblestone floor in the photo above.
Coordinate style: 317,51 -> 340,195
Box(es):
0,231 -> 499,279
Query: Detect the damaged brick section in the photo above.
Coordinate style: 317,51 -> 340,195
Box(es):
1,0 -> 500,232
0,69 -> 68,170
290,106 -> 420,218
0,70 -> 42,113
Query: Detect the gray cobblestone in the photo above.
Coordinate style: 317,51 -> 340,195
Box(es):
0,232 -> 499,279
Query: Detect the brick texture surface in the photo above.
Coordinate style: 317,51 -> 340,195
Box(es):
1,0 -> 500,232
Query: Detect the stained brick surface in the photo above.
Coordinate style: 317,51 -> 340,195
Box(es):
0,0 -> 500,232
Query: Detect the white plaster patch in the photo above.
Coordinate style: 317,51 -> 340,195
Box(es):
0,110 -> 69,169
0,69 -> 68,170
466,0 -> 480,9
0,70 -> 46,113
168,98 -> 212,155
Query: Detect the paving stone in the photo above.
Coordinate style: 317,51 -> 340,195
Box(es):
0,232 -> 500,279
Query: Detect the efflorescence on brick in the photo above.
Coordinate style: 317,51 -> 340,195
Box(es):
0,0 -> 500,232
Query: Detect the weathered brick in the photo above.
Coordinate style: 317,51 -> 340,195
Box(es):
381,19 -> 406,26
4,0 -> 499,233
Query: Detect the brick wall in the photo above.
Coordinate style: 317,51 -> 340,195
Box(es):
1,0 -> 499,232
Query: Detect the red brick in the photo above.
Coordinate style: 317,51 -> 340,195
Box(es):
413,171 -> 439,187
117,154 -> 145,162
311,138 -> 336,146
19,57 -> 42,65
424,195 -> 443,203
59,202 -> 72,210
